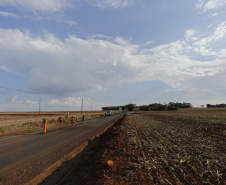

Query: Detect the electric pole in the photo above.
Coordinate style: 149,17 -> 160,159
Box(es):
81,99 -> 83,116
39,100 -> 42,114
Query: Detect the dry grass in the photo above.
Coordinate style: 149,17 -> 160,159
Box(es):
0,111 -> 110,134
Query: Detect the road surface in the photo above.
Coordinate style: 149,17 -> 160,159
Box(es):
0,114 -> 122,175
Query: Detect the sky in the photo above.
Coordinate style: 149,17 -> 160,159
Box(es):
0,0 -> 226,111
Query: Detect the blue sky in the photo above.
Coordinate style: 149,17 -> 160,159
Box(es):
0,0 -> 226,111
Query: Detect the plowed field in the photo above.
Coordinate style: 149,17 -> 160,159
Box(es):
52,109 -> 225,185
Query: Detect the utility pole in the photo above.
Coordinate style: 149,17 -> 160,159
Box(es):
39,100 -> 42,114
81,99 -> 83,116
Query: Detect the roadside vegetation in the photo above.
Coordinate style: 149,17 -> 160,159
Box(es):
0,111 -> 111,135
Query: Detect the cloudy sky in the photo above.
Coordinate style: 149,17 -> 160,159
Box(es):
0,0 -> 226,111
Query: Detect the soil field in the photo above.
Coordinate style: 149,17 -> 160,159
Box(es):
0,111 -> 107,134
51,108 -> 226,185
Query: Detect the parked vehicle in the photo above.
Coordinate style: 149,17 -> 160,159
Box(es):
106,110 -> 112,116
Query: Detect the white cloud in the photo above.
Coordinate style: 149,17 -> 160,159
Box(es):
21,100 -> 37,105
86,0 -> 135,8
48,97 -> 81,107
185,29 -> 199,41
66,20 -> 77,26
144,40 -> 155,46
193,21 -> 226,55
12,96 -> 18,102
210,12 -> 218,17
47,97 -> 102,110
89,34 -> 112,40
195,0 -> 204,9
0,22 -> 225,98
196,0 -> 226,12
0,0 -> 73,12
0,65 -> 10,72
203,0 -> 226,12
213,21 -> 226,40
0,0 -> 135,12
218,49 -> 226,58
0,11 -> 18,17
7,96 -> 18,102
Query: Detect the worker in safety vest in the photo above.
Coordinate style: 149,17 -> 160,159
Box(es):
43,118 -> 47,134
58,117 -> 63,127
67,112 -> 69,117
71,116 -> 75,126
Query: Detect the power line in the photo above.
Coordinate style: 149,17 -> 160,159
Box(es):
0,86 -> 41,95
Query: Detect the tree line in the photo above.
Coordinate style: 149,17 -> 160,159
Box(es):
102,102 -> 192,111
207,104 -> 226,108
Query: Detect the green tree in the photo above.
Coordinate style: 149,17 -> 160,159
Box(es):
167,102 -> 178,110
125,104 -> 136,111
140,105 -> 149,111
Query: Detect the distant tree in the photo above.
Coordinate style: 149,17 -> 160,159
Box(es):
175,102 -> 183,108
219,104 -> 226,107
207,104 -> 226,108
125,104 -> 136,111
148,103 -> 167,111
149,103 -> 163,108
167,102 -> 178,111
102,102 -> 193,112
102,106 -> 124,111
139,105 -> 149,111
102,107 -> 110,110
159,104 -> 167,111
174,102 -> 192,108
182,102 -> 192,108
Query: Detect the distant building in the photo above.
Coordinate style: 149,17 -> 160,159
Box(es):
133,108 -> 140,111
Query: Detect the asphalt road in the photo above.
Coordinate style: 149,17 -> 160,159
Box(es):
0,114 -> 122,174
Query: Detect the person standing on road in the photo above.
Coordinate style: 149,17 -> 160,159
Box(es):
82,115 -> 85,121
58,117 -> 63,127
71,116 -> 75,126
43,118 -> 47,134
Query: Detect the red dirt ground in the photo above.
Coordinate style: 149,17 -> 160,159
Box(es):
53,115 -> 151,185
